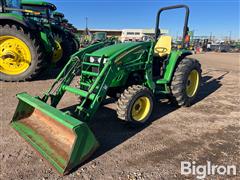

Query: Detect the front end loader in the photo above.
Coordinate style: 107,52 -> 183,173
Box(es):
11,5 -> 202,175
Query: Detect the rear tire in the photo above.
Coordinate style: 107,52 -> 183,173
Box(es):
0,24 -> 45,81
52,31 -> 73,67
69,36 -> 80,52
170,58 -> 202,107
116,85 -> 154,125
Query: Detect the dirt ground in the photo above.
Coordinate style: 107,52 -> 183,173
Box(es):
0,52 -> 239,180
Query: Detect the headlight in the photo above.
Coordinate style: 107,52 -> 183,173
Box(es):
98,58 -> 108,63
103,58 -> 108,63
89,57 -> 108,63
89,57 -> 96,63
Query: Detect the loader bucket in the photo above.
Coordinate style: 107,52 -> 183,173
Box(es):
11,92 -> 99,175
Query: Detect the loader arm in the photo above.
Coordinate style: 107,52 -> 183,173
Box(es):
42,42 -> 106,105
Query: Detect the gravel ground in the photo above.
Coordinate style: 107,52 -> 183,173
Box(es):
0,52 -> 239,180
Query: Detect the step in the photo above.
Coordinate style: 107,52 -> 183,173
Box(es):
82,71 -> 98,77
82,62 -> 100,67
62,85 -> 96,100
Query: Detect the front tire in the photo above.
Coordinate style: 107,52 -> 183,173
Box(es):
116,85 -> 154,125
170,58 -> 202,107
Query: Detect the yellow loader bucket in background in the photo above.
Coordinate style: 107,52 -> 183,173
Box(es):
11,92 -> 99,175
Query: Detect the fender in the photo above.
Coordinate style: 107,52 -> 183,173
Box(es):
162,50 -> 192,83
0,13 -> 36,30
40,31 -> 54,54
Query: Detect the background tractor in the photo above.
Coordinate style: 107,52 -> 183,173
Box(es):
21,0 -> 80,66
80,31 -> 119,48
52,12 -> 80,54
0,0 -> 80,81
0,0 -> 55,81
11,5 -> 202,175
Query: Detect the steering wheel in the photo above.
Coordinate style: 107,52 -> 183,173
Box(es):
155,47 -> 168,53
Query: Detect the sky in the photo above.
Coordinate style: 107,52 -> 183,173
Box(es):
48,0 -> 239,39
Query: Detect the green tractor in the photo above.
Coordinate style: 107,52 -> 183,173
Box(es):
92,32 -> 107,43
11,5 -> 201,175
0,0 -> 56,81
91,32 -> 119,45
0,0 -> 78,81
52,12 -> 80,54
21,0 -> 78,66
81,32 -> 118,48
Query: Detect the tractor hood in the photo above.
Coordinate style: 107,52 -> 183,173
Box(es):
89,42 -> 150,58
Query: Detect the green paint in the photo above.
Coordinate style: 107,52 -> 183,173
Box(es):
2,0 -> 79,68
0,0 -> 56,64
11,40 -> 194,174
0,12 -> 24,21
11,92 -> 98,175
11,122 -> 66,174
163,50 -> 192,82
90,42 -> 146,57
62,85 -> 96,100
10,4 -> 198,175
40,31 -> 52,53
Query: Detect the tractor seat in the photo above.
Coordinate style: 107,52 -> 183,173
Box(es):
154,36 -> 172,57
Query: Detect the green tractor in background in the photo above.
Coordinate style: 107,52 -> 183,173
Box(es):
0,0 -> 79,81
21,0 -> 79,66
0,0 -> 56,81
52,12 -> 80,53
80,31 -> 119,48
11,5 -> 202,175
92,32 -> 107,43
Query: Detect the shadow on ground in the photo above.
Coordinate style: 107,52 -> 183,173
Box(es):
194,69 -> 228,104
34,68 -> 62,81
60,70 -> 228,174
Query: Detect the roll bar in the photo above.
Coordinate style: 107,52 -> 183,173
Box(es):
154,5 -> 190,47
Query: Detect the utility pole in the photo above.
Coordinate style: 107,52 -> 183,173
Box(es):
85,17 -> 88,29
229,31 -> 232,41
84,17 -> 90,36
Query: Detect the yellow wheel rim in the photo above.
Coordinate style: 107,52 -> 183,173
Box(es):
186,69 -> 199,97
52,40 -> 63,63
131,96 -> 151,121
0,36 -> 31,75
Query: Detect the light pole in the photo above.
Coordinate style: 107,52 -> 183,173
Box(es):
210,32 -> 212,41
